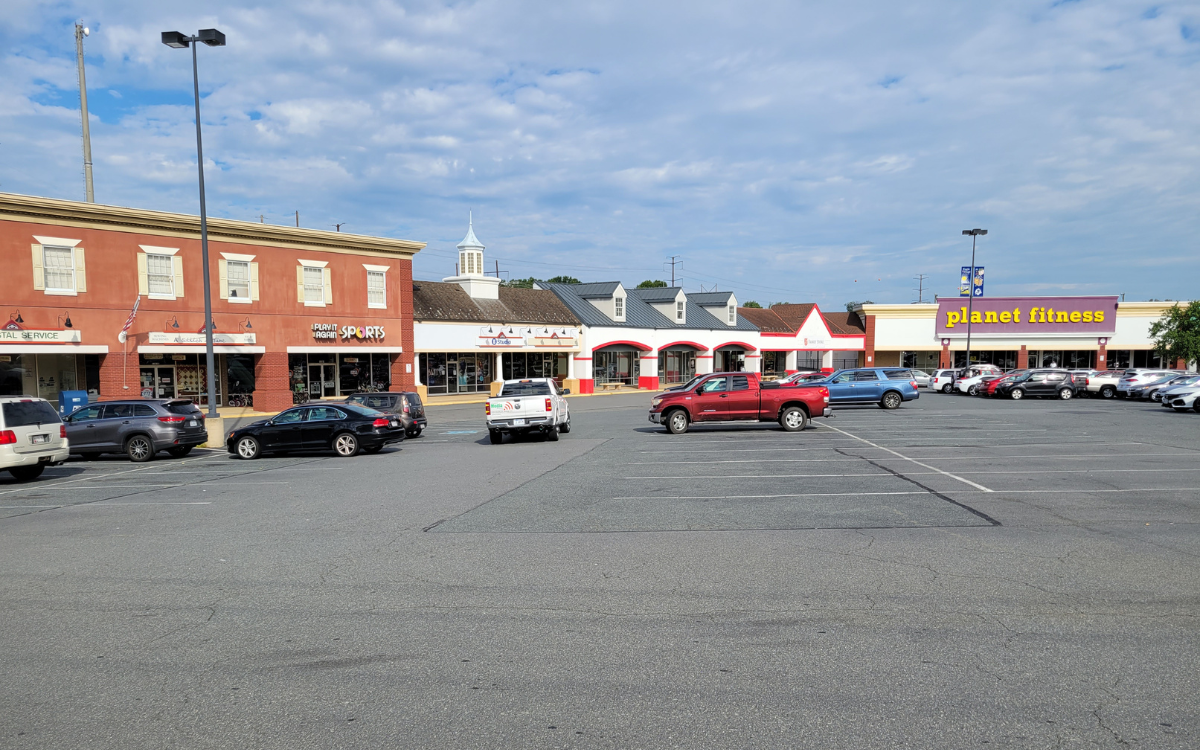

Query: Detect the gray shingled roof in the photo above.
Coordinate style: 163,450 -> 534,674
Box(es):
545,282 -> 758,331
413,280 -> 579,325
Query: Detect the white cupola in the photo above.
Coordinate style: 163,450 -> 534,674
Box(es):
458,211 -> 485,276
443,212 -> 500,300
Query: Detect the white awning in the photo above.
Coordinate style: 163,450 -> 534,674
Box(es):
287,346 -> 405,354
0,345 -> 109,354
138,345 -> 266,354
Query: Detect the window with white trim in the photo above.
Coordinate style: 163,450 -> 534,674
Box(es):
146,253 -> 174,296
43,247 -> 76,292
677,300 -> 685,321
614,296 -> 624,319
303,266 -> 324,303
728,305 -> 736,324
226,260 -> 250,299
367,270 -> 386,308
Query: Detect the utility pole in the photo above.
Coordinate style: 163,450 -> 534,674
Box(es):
295,211 -> 299,227
74,23 -> 94,202
333,222 -> 345,232
258,214 -> 264,223
665,255 -> 682,287
914,274 -> 928,303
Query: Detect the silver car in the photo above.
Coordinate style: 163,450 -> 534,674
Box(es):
911,370 -> 932,389
65,399 -> 207,462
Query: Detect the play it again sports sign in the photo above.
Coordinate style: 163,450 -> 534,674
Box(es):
936,296 -> 1118,336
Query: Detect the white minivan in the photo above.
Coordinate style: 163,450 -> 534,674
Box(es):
1,397 -> 70,481
931,370 -> 957,393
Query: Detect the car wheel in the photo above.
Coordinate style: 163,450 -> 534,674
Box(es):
333,433 -> 359,457
941,384 -> 952,394
125,435 -> 154,462
879,392 -> 902,410
8,465 -> 45,482
666,409 -> 689,434
235,436 -> 260,459
1194,401 -> 1200,414
779,406 -> 809,432
546,425 -> 560,442
1011,388 -> 1025,400
406,427 -> 421,438
363,445 -> 383,454
968,385 -> 979,396
560,417 -> 571,434
1100,385 -> 1115,399
1058,388 -> 1073,400
488,429 -> 503,444
1150,391 -> 1161,402
167,446 -> 192,458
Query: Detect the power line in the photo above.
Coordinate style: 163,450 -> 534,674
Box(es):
914,274 -> 929,303
665,255 -> 683,287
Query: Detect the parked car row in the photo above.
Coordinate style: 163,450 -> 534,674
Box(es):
1,388 -> 433,481
926,365 -> 1200,407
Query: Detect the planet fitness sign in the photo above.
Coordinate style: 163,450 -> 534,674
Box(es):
936,296 -> 1118,336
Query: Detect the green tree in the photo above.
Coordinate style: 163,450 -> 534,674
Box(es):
545,275 -> 582,284
637,279 -> 668,288
742,300 -> 762,308
845,300 -> 874,312
502,277 -> 542,289
1149,301 -> 1200,367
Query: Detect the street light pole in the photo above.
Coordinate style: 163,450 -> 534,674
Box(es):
961,228 -> 987,373
163,29 -> 225,419
74,23 -> 94,202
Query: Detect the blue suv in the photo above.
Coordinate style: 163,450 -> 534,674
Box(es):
819,368 -> 921,409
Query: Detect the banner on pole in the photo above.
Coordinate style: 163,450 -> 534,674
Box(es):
959,267 -> 985,297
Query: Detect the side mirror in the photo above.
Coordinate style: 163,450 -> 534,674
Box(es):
264,420 -> 274,426
562,389 -> 571,395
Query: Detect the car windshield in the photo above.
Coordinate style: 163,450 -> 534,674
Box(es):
2,400 -> 62,427
501,381 -> 553,396
779,372 -> 824,385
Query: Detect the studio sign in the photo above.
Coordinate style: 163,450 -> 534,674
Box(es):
312,323 -> 385,341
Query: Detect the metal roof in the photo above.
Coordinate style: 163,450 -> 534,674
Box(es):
687,291 -> 735,306
628,286 -> 681,303
545,283 -> 758,331
567,281 -> 624,299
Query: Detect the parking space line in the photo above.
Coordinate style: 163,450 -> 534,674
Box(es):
623,473 -> 900,479
615,491 -> 931,500
0,452 -> 222,496
626,458 -> 865,464
821,423 -> 994,493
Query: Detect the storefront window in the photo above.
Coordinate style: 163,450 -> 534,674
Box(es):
501,353 -> 563,384
798,352 -> 823,370
901,351 -> 940,374
833,353 -> 859,370
658,349 -> 698,384
288,354 -> 309,403
1022,350 -> 1097,369
0,354 -> 32,396
715,349 -> 745,372
594,349 -> 639,385
760,351 -> 786,378
953,350 -> 1019,370
420,352 -> 492,394
226,354 -> 255,407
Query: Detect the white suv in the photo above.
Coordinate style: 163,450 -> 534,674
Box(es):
931,370 -> 957,394
1,397 -> 70,481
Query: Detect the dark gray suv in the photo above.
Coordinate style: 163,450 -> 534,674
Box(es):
64,399 -> 207,462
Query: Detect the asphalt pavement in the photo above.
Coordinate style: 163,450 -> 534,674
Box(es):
1,390 -> 1197,748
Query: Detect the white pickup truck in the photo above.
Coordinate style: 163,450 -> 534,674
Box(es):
485,378 -> 571,444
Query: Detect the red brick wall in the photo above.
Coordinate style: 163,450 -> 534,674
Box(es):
1017,345 -> 1029,369
863,314 -> 876,366
98,349 -> 141,400
253,352 -> 293,413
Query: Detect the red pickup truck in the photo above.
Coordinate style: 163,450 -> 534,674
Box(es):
648,371 -> 832,434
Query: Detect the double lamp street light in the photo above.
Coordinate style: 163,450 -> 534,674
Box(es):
961,228 -> 987,372
161,28 -> 225,419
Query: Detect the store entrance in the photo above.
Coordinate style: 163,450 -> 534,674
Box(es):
308,363 -> 336,398
139,366 -> 176,399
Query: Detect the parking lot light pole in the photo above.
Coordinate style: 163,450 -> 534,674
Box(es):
961,229 -> 987,373
162,29 -> 225,419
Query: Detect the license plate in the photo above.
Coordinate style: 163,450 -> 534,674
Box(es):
31,434 -> 48,444
187,420 -> 197,427
390,420 -> 398,428
513,419 -> 525,426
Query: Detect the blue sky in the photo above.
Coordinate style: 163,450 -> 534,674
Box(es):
2,1 -> 1198,307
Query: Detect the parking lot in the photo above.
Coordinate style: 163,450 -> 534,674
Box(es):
1,391 -> 1197,748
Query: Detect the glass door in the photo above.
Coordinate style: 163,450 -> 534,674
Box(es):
139,366 -> 176,398
447,359 -> 459,394
309,364 -> 336,398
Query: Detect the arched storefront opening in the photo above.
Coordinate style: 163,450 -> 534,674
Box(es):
714,342 -> 755,373
657,341 -> 705,385
593,343 -> 646,386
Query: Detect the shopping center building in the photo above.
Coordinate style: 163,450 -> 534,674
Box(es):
858,296 -> 1191,372
0,192 -> 422,412
737,303 -> 866,376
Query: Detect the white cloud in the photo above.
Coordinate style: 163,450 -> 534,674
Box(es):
0,0 -> 1197,307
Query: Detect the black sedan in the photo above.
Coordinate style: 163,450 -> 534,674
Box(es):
226,403 -> 404,459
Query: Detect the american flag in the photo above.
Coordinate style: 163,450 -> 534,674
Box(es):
121,295 -> 141,334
